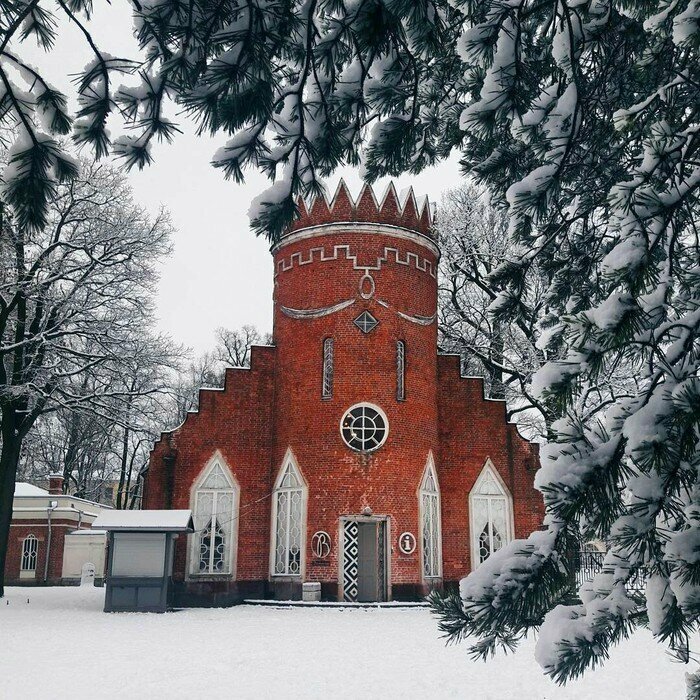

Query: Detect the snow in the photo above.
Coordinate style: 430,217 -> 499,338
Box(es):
459,15 -> 518,129
460,529 -> 559,604
672,0 -> 700,45
247,171 -> 294,223
13,482 -> 49,496
0,586 -> 687,699
505,163 -> 558,212
646,574 -> 675,637
584,293 -> 636,331
91,509 -> 193,531
530,355 -> 584,400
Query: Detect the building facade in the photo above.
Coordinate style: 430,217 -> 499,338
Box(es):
7,475 -> 107,585
144,182 -> 543,605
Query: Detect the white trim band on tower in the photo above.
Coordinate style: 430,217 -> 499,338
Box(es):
272,222 -> 440,258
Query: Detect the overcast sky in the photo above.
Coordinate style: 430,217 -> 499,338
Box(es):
22,2 -> 463,355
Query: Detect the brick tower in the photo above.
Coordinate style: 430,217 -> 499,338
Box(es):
144,182 -> 543,606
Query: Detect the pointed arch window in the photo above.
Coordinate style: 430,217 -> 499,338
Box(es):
420,457 -> 442,579
322,338 -> 334,399
469,460 -> 513,568
21,534 -> 38,572
272,455 -> 306,577
396,341 -> 406,401
191,459 -> 238,576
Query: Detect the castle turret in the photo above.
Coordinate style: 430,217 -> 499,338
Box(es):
271,181 -> 440,598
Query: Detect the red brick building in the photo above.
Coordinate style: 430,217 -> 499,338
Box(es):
7,475 -> 106,585
144,182 -> 543,605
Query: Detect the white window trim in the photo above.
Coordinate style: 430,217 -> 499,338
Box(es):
468,458 -> 514,570
396,340 -> 406,401
269,449 -> 308,579
20,533 -> 38,576
322,337 -> 334,399
187,451 -> 240,579
418,453 -> 442,580
339,402 -> 390,453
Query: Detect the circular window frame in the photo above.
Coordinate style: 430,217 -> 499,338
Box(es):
339,403 -> 389,453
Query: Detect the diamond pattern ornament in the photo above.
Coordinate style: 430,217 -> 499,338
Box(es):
353,310 -> 378,334
343,521 -> 359,601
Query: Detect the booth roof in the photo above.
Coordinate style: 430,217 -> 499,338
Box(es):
92,509 -> 194,532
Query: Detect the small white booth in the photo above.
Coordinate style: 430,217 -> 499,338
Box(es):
61,530 -> 107,585
92,510 -> 193,613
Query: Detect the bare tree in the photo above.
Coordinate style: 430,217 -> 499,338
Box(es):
169,326 -> 272,427
111,333 -> 186,510
437,183 -> 557,438
169,352 -> 223,427
18,408 -> 112,498
16,332 -> 185,509
214,325 -> 272,368
0,157 -> 173,595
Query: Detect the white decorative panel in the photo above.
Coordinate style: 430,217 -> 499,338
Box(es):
191,459 -> 237,576
342,521 -> 359,601
469,461 -> 513,568
272,456 -> 305,576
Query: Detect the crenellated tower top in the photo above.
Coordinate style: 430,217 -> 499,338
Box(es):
283,180 -> 434,239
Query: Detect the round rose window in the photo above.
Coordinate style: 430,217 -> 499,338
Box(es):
340,403 -> 388,452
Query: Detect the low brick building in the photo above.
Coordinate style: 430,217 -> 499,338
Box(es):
144,182 -> 543,605
7,475 -> 106,585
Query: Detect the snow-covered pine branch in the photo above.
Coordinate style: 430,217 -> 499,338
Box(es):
429,1 -> 700,691
2,0 -> 465,238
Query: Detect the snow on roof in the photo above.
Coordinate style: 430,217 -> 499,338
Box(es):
14,482 -> 49,496
92,510 -> 194,532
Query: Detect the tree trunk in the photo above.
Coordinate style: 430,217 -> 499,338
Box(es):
62,412 -> 81,494
128,475 -> 142,510
117,422 -> 131,509
0,429 -> 21,598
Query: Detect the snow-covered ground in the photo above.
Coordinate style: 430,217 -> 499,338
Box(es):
0,586 -> 685,699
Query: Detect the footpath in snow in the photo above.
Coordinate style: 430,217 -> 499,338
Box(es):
0,586 -> 684,699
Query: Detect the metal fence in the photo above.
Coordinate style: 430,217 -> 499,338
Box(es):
571,550 -> 647,596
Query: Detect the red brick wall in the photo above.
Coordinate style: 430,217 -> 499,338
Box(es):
437,354 -> 544,583
6,519 -> 91,585
146,346 -> 277,583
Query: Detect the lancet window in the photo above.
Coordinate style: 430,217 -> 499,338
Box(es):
396,341 -> 406,401
191,459 -> 238,576
420,457 -> 441,579
469,460 -> 513,568
322,338 -> 334,399
272,455 -> 306,577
